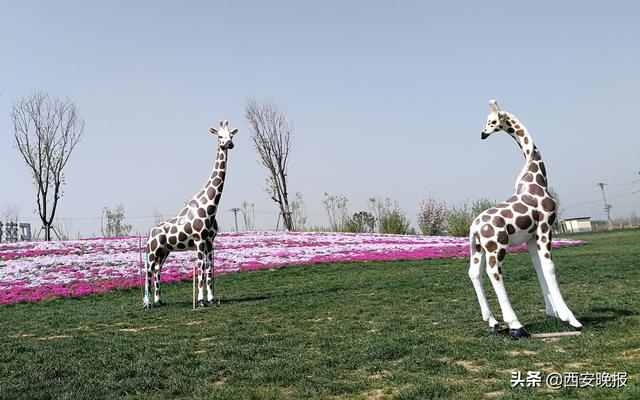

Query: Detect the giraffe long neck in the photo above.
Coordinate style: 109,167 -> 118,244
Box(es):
208,146 -> 228,185
505,114 -> 548,190
193,146 -> 229,214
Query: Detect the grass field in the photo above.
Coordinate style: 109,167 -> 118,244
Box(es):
1,229 -> 638,399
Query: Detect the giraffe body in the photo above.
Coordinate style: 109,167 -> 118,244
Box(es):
143,120 -> 237,308
468,100 -> 581,338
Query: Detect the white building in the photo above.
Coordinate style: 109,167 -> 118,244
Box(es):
562,217 -> 592,233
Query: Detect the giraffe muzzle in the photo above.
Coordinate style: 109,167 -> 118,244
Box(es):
225,142 -> 235,149
481,132 -> 490,140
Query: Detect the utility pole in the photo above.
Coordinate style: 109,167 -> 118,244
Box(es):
229,208 -> 240,232
598,182 -> 613,230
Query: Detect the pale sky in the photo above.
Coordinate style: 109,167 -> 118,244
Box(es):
1,1 -> 639,237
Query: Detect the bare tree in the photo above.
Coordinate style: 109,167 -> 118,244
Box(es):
152,207 -> 165,226
1,205 -> 20,223
11,92 -> 84,240
241,201 -> 255,231
290,192 -> 308,231
245,99 -> 294,230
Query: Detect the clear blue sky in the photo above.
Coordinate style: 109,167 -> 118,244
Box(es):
2,1 -> 639,236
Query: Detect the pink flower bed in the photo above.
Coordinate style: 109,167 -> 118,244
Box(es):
0,231 -> 584,304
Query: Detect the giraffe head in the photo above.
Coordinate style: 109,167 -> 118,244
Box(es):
481,99 -> 510,140
209,120 -> 238,150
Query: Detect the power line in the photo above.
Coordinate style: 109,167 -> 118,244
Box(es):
598,182 -> 613,230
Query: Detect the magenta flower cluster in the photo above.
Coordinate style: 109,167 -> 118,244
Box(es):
0,232 -> 584,304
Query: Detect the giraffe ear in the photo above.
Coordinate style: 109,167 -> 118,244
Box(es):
230,128 -> 238,136
209,127 -> 218,135
489,99 -> 500,113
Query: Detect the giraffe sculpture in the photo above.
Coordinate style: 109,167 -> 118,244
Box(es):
143,120 -> 238,309
468,100 -> 582,339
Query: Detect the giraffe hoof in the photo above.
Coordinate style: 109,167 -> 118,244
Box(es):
509,326 -> 531,340
142,303 -> 152,310
197,300 -> 207,308
207,298 -> 221,307
487,324 -> 502,333
155,300 -> 165,307
569,322 -> 583,331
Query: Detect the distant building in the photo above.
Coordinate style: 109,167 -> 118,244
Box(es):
562,217 -> 592,233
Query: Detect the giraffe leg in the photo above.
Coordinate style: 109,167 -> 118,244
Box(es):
153,268 -> 162,305
196,246 -> 206,307
468,239 -> 499,330
206,243 -> 217,305
485,251 -> 530,339
536,234 -> 582,330
526,239 -> 556,317
143,261 -> 153,309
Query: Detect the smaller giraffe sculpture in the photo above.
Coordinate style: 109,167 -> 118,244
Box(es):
469,100 -> 582,339
143,120 -> 238,309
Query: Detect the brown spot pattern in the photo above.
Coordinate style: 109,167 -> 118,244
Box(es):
513,203 -> 528,214
497,231 -> 509,245
492,216 -> 505,227
500,209 -> 513,218
515,215 -> 532,229
521,194 -> 538,207
481,224 -> 495,238
540,223 -> 549,233
541,197 -> 555,212
486,240 -> 497,252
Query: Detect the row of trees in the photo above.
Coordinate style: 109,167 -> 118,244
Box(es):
9,93 -> 566,240
322,193 -> 496,236
322,193 -> 413,234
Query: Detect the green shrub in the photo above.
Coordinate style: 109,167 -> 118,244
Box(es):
471,197 -> 495,217
446,198 -> 497,237
444,202 -> 472,237
369,197 -> 413,235
343,211 -> 375,233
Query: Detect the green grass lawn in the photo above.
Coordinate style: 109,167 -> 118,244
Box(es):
1,229 -> 638,399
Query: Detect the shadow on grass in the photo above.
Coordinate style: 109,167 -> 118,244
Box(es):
579,306 -> 635,327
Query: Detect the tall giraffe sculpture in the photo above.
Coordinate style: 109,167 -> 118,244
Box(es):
469,100 -> 582,339
143,120 -> 238,309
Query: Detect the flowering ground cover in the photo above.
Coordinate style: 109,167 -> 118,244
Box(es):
0,231 -> 584,304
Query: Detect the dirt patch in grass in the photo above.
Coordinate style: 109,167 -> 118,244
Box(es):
38,335 -> 71,340
9,333 -> 35,338
439,357 -> 484,372
506,350 -> 538,356
119,325 -> 161,333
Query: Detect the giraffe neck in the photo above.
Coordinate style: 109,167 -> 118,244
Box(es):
191,146 -> 229,214
208,146 -> 228,184
505,114 -> 548,190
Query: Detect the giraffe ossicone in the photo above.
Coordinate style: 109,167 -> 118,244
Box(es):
469,100 -> 582,339
143,119 -> 238,309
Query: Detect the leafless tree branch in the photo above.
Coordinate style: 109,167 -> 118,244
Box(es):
245,99 -> 295,230
11,92 -> 84,240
